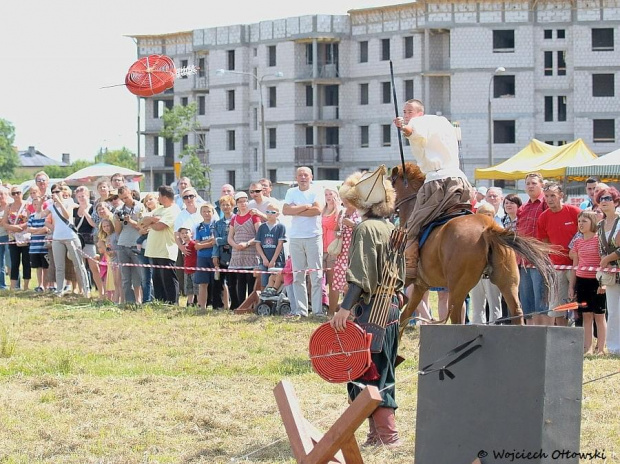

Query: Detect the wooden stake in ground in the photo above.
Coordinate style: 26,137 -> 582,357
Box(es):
274,380 -> 382,464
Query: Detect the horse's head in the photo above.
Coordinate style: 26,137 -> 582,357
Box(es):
390,163 -> 425,226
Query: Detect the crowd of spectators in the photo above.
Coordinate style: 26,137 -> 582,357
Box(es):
1,168 -> 618,354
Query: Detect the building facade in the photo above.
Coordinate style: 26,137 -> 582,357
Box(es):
131,0 -> 620,197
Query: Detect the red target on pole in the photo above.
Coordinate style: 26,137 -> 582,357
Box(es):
125,54 -> 176,97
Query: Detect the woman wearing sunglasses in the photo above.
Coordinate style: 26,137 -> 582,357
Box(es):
596,187 -> 620,355
1,187 -> 31,290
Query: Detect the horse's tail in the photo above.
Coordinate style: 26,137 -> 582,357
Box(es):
484,226 -> 557,291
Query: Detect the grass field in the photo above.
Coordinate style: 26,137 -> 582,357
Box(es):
0,291 -> 618,464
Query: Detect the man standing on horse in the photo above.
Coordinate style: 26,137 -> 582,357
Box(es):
393,99 -> 473,280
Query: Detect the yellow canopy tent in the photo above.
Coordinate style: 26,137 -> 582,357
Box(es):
475,138 -> 598,180
474,139 -> 561,180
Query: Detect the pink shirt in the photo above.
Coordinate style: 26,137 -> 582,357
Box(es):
322,212 -> 338,252
573,236 -> 601,279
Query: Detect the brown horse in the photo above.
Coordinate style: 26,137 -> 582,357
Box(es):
391,163 -> 556,332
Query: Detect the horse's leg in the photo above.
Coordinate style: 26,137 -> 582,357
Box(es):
446,287 -> 469,324
399,284 -> 428,339
490,249 -> 524,325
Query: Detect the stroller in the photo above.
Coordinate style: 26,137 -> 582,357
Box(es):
256,284 -> 292,316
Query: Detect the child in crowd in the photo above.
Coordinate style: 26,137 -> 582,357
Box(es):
178,226 -> 198,307
95,239 -> 114,301
569,210 -> 607,355
98,218 -> 121,303
281,255 -> 297,316
255,202 -> 286,293
26,197 -> 50,292
194,204 -> 216,312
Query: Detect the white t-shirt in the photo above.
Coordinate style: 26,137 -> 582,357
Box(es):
405,114 -> 466,182
51,199 -> 78,241
173,209 -> 202,234
283,186 -> 324,239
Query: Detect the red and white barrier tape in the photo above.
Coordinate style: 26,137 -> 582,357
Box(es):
9,237 -> 620,275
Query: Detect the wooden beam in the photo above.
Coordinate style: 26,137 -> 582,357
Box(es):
274,381 -> 316,461
303,385 -> 382,464
274,380 -> 382,464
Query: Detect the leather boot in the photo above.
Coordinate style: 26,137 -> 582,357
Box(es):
362,416 -> 378,446
372,407 -> 402,447
404,240 -> 419,282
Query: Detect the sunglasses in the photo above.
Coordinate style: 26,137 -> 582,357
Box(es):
182,194 -> 196,200
11,191 -> 21,196
51,190 -> 61,194
266,210 -> 278,214
35,178 -> 46,183
250,189 -> 263,194
599,195 -> 614,202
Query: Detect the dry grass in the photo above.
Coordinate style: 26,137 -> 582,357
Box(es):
0,291 -> 618,464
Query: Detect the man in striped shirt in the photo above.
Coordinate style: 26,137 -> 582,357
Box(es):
516,172 -> 548,325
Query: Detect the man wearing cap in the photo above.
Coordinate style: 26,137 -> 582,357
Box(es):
282,167 -> 325,317
331,166 -> 404,447
474,186 -> 488,210
394,99 -> 472,281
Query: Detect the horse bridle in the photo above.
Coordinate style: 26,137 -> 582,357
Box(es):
390,172 -> 418,212
395,192 -> 417,210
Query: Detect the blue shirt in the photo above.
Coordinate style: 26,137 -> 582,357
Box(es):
27,214 -> 47,254
195,222 -> 214,258
255,222 -> 286,266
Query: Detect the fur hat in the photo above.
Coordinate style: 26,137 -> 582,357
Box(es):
339,165 -> 395,217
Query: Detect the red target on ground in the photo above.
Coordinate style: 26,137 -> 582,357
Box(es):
309,322 -> 373,383
125,54 -> 176,97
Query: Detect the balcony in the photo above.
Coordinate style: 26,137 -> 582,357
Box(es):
294,145 -> 340,166
143,155 -> 175,169
194,76 -> 208,91
143,155 -> 165,169
145,118 -> 163,132
319,106 -> 339,121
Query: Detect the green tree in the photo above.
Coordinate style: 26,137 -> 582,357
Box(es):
95,147 -> 138,171
159,103 -> 210,191
0,119 -> 21,180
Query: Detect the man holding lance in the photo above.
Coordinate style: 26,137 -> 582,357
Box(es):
393,99 -> 473,281
330,166 -> 405,447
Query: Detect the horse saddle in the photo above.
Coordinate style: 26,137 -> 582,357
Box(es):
419,209 -> 472,249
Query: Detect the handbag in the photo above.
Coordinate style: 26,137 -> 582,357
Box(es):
596,270 -> 615,286
13,231 -> 31,247
597,216 -> 620,286
327,210 -> 344,257
11,204 -> 30,246
327,236 -> 343,256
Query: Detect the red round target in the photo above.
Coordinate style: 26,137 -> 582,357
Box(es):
309,322 -> 373,383
125,54 -> 176,97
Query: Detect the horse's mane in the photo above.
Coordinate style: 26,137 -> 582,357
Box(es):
392,162 -> 425,189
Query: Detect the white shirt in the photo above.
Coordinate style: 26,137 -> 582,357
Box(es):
283,186 -> 324,239
51,199 -> 78,240
173,208 -> 202,234
405,114 -> 466,182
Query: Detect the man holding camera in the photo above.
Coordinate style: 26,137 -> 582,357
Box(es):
114,186 -> 144,304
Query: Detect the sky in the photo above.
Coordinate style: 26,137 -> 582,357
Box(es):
1,0 -> 403,163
